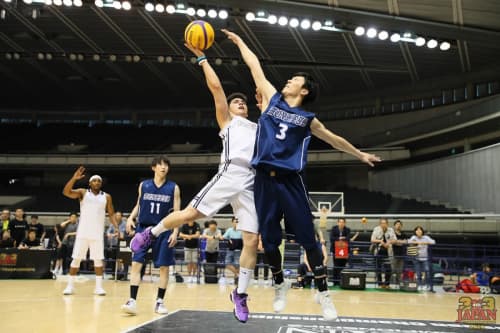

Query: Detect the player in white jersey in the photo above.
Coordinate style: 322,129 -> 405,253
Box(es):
62,166 -> 117,296
131,44 -> 259,322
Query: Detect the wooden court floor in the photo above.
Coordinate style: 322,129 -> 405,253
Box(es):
1,276 -> 497,333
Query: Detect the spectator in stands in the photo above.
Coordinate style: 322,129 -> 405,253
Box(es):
223,217 -> 243,285
28,214 -> 45,241
18,229 -> 40,249
295,237 -> 328,288
61,213 -> 79,274
371,218 -> 396,289
8,208 -> 29,246
179,220 -> 201,283
0,230 -> 15,248
106,211 -> 126,248
391,220 -> 407,288
201,220 -> 223,264
254,234 -> 269,284
330,218 -> 359,286
1,209 -> 11,231
408,226 -> 435,291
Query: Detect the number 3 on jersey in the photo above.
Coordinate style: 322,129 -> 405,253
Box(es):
276,123 -> 288,140
150,202 -> 160,214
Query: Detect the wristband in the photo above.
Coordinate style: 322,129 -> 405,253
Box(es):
196,55 -> 207,63
198,59 -> 208,66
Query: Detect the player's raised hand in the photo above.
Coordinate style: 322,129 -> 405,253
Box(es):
359,152 -> 382,167
184,43 -> 204,58
72,166 -> 86,181
221,29 -> 242,45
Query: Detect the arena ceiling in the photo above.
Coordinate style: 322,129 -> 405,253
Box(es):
0,0 -> 499,111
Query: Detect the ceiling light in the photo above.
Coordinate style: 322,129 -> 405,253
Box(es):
69,53 -> 77,61
77,54 -> 84,61
439,41 -> 451,51
366,28 -> 377,38
45,53 -> 53,60
403,32 -> 412,38
231,59 -> 238,66
289,18 -> 299,28
245,12 -> 255,22
196,8 -> 206,17
278,16 -> 288,26
132,55 -> 140,62
0,9 -> 5,20
415,36 -> 426,46
13,53 -> 20,60
73,0 -> 82,6
113,1 -> 122,9
54,0 -> 62,5
5,53 -> 12,60
144,2 -> 154,12
37,53 -> 45,60
218,9 -> 228,19
166,5 -> 175,14
378,30 -> 388,40
267,15 -> 277,25
190,56 -> 197,64
207,9 -> 217,18
256,11 -> 265,17
427,39 -> 438,49
94,0 -> 103,7
390,33 -> 400,42
354,26 -> 365,36
215,58 -> 222,66
186,7 -> 195,16
109,54 -> 117,62
324,20 -> 333,26
92,54 -> 100,61
122,1 -> 131,10
23,0 -> 32,4
157,56 -> 165,63
165,56 -> 173,63
300,19 -> 311,30
63,0 -> 72,6
312,21 -> 322,31
155,3 -> 164,13
125,55 -> 132,62
45,0 -> 52,5
4,0 -> 12,2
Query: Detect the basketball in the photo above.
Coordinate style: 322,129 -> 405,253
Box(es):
184,20 -> 215,50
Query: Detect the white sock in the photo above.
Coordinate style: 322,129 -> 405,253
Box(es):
95,275 -> 103,289
67,275 -> 75,288
237,267 -> 253,294
151,223 -> 167,237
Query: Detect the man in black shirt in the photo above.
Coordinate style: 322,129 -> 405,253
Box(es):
18,230 -> 40,249
392,220 -> 407,287
28,215 -> 45,241
0,230 -> 15,248
179,221 -> 201,283
9,208 -> 29,246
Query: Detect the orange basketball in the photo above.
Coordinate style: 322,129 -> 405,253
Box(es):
184,20 -> 215,50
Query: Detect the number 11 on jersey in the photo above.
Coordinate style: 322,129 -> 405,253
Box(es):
150,202 -> 160,214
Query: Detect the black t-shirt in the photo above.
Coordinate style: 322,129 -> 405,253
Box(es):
0,238 -> 15,248
29,223 -> 45,239
393,231 -> 407,256
9,219 -> 29,245
181,223 -> 201,249
21,237 -> 40,248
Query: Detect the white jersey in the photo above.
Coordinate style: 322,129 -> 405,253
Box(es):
219,116 -> 257,168
77,189 -> 107,240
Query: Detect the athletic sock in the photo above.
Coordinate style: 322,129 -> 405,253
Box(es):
67,275 -> 75,288
95,275 -> 103,289
157,288 -> 166,300
237,267 -> 253,294
151,223 -> 167,237
130,285 -> 139,300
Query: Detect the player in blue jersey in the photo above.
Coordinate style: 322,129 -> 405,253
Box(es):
222,29 -> 381,320
121,155 -> 181,315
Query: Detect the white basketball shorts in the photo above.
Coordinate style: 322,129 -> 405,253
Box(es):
72,236 -> 104,261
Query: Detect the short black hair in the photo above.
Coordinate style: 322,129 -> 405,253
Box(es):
394,220 -> 402,226
231,216 -> 238,223
293,72 -> 318,105
31,215 -> 38,219
207,220 -> 217,226
151,155 -> 171,167
414,226 -> 425,234
226,92 -> 247,104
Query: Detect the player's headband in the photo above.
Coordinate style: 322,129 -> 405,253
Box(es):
89,175 -> 102,182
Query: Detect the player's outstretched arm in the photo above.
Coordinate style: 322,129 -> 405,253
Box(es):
106,194 -> 118,229
310,118 -> 381,167
62,166 -> 86,200
221,29 -> 276,111
185,43 -> 230,129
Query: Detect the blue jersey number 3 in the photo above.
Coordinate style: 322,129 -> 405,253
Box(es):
276,123 -> 288,140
